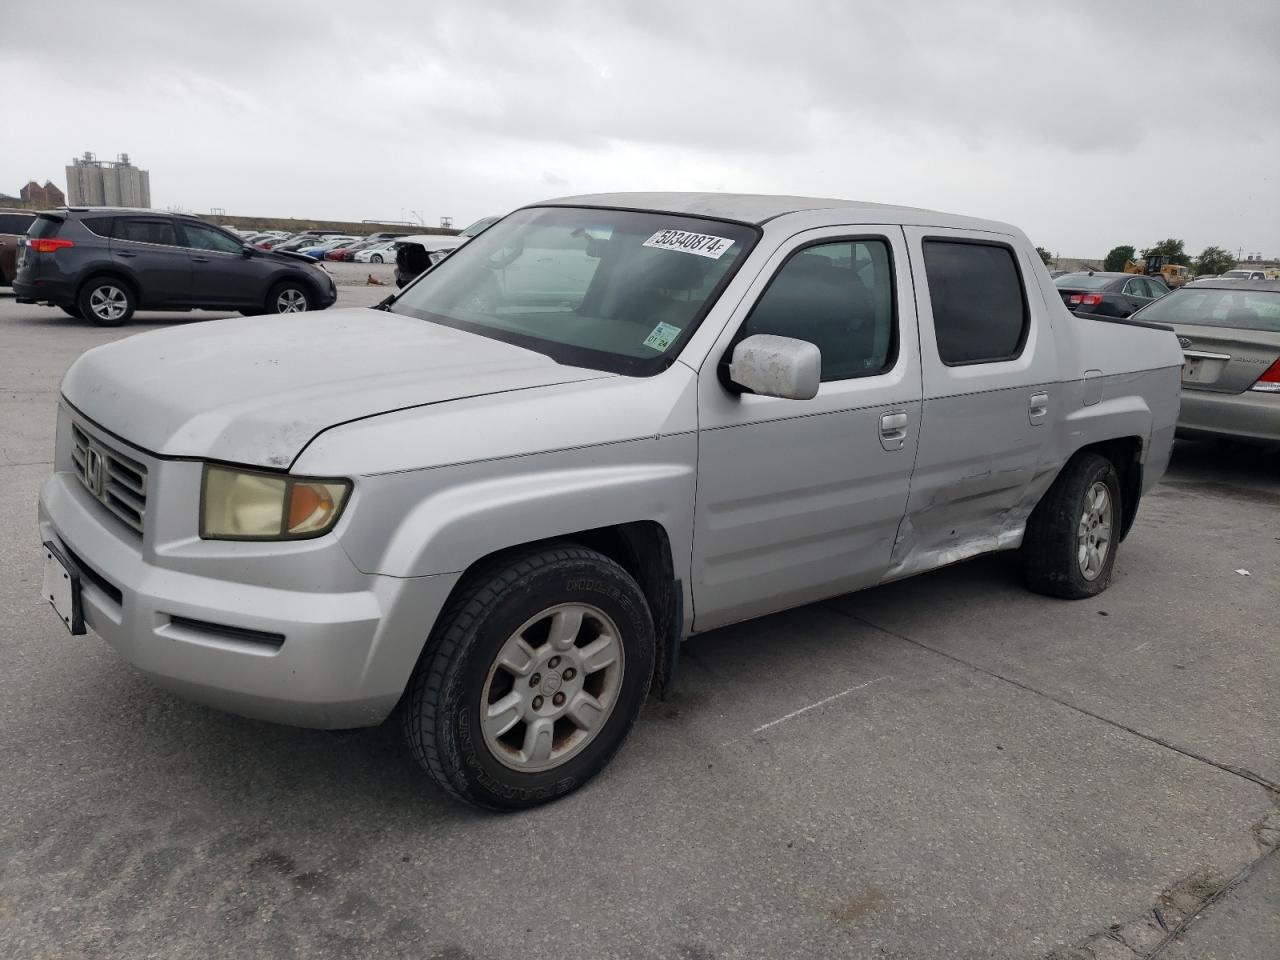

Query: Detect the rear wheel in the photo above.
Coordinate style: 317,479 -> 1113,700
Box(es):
1022,452 -> 1121,599
371,254 -> 383,264
267,281 -> 310,314
77,278 -> 135,326
402,543 -> 655,810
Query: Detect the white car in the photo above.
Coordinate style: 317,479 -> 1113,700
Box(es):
353,241 -> 398,264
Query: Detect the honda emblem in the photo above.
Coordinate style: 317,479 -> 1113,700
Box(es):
84,447 -> 105,498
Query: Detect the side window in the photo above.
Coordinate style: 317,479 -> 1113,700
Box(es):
182,223 -> 244,253
1147,278 -> 1169,296
113,217 -> 178,247
742,239 -> 896,381
0,213 -> 36,234
922,240 -> 1028,365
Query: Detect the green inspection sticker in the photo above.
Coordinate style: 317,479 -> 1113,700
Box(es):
642,321 -> 682,351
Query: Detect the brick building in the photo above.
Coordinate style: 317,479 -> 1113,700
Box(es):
20,180 -> 65,207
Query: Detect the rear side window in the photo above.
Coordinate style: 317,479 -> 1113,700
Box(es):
113,217 -> 178,246
743,238 -> 897,381
28,215 -> 63,239
0,213 -> 36,234
923,240 -> 1028,365
81,216 -> 115,238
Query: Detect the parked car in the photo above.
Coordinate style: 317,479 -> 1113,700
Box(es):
326,240 -> 380,261
36,193 -> 1180,809
364,231 -> 411,242
353,241 -> 397,263
266,235 -> 321,252
298,237 -> 358,260
1132,279 -> 1279,445
1221,268 -> 1270,281
0,208 -> 38,285
1053,271 -> 1170,317
13,208 -> 337,325
392,215 -> 502,286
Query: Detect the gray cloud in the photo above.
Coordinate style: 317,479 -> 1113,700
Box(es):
2,0 -> 1276,256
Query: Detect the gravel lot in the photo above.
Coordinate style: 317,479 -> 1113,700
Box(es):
1,288 -> 1276,959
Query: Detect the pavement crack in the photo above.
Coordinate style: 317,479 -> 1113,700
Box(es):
1146,845 -> 1279,958
825,604 -> 1279,793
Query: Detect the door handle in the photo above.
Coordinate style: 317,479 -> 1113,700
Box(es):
879,411 -> 908,452
116,251 -> 137,258
191,256 -> 210,263
1028,392 -> 1049,426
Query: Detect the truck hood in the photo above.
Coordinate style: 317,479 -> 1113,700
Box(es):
61,308 -> 613,468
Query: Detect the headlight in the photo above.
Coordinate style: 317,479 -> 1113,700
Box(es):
200,465 -> 351,540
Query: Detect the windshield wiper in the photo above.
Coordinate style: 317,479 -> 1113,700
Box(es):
372,293 -> 397,311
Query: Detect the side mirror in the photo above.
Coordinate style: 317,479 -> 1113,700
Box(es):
728,334 -> 821,400
241,245 -> 255,257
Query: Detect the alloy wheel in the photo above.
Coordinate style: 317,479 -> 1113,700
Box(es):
479,603 -> 625,773
276,288 -> 308,313
89,285 -> 128,322
1077,481 -> 1113,581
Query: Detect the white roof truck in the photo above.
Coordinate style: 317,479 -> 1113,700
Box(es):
39,193 -> 1182,809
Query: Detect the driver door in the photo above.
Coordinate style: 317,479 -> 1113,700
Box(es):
691,227 -> 922,631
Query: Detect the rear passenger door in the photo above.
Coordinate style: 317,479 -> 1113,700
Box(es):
896,228 -> 1058,576
693,228 -> 922,630
108,215 -> 191,306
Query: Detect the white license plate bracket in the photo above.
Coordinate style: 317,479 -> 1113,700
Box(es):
42,542 -> 86,635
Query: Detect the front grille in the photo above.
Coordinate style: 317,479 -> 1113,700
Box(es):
70,421 -> 148,535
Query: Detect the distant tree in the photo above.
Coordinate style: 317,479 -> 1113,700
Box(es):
1193,245 -> 1235,276
1140,238 -> 1191,267
1104,244 -> 1136,272
1034,246 -> 1052,266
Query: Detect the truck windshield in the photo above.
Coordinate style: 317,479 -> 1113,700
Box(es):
389,206 -> 758,375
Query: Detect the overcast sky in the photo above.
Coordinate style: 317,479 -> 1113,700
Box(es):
3,1 -> 1276,257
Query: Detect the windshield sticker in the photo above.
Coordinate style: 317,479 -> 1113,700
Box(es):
643,229 -> 735,260
642,321 -> 683,352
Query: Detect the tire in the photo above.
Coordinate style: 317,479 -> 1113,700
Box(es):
371,254 -> 383,264
1022,452 -> 1122,599
402,542 -> 655,810
266,280 -> 311,314
59,305 -> 83,319
77,277 -> 135,326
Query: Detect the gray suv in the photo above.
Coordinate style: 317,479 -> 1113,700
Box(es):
13,208 -> 337,325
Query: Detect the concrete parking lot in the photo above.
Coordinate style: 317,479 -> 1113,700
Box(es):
0,289 -> 1276,959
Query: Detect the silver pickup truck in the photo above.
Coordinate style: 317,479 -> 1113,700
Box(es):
38,193 -> 1182,809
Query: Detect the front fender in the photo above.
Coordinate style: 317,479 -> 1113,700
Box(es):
336,434 -> 698,583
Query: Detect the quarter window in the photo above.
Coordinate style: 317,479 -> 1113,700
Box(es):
923,240 -> 1028,365
182,223 -> 244,253
113,217 -> 178,247
742,239 -> 896,381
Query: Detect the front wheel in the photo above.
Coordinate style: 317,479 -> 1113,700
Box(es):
402,543 -> 655,810
1022,452 -> 1122,599
267,281 -> 310,314
77,278 -> 135,326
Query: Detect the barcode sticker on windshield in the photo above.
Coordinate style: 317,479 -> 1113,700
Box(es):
643,229 -> 735,260
642,321 -> 682,352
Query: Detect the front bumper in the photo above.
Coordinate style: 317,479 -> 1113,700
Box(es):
38,467 -> 459,729
1177,389 -> 1280,444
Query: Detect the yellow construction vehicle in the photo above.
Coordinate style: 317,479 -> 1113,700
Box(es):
1124,258 -> 1190,287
